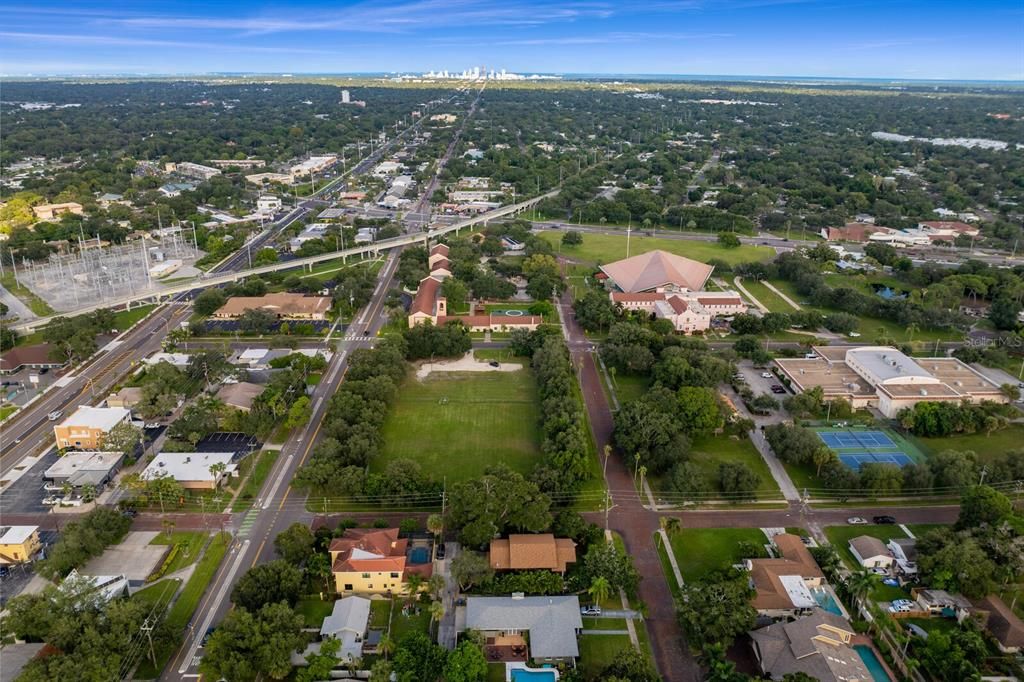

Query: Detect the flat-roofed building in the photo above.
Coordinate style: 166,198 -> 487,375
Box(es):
0,526 -> 41,564
775,346 -> 1007,417
105,387 -> 144,411
821,222 -> 897,242
290,155 -> 337,179
216,382 -> 264,412
32,202 -> 83,221
214,292 -> 332,320
172,162 -> 221,181
44,451 -> 124,488
141,452 -> 237,490
53,406 -> 131,450
246,172 -> 293,186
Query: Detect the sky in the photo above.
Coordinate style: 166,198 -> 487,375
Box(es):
1,0 -> 1022,80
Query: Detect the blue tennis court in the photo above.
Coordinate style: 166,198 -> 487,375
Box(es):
838,452 -> 914,470
818,431 -> 896,449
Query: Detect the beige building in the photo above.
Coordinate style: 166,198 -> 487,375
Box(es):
106,387 -> 144,411
599,249 -> 714,294
774,346 -> 1007,418
0,526 -> 41,564
329,528 -> 431,595
32,202 -> 83,221
54,406 -> 131,450
141,452 -> 236,490
213,292 -> 332,320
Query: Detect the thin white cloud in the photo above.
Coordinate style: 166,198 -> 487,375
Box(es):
436,31 -> 733,46
0,31 -> 341,55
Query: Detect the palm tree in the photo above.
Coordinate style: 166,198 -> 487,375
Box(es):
404,573 -> 425,604
377,633 -> 395,661
208,462 -> 227,488
429,600 -> 445,635
846,568 -> 878,604
426,513 -> 444,540
588,576 -> 612,606
662,517 -> 681,536
428,574 -> 446,599
906,322 -> 919,344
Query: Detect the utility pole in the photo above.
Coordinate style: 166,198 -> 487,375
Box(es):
980,465 -> 989,485
141,616 -> 157,667
441,476 -> 447,518
604,489 -> 611,531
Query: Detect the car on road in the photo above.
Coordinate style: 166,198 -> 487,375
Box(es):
489,361 -> 500,368
580,605 -> 601,616
873,515 -> 897,524
201,627 -> 216,647
847,517 -> 868,525
47,410 -> 63,421
770,385 -> 786,394
848,332 -> 862,338
760,372 -> 773,379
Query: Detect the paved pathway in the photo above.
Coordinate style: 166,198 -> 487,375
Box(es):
733,276 -> 768,313
558,290 -> 700,682
0,283 -> 36,321
761,280 -> 801,311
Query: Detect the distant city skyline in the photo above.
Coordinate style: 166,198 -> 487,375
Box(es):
0,0 -> 1021,80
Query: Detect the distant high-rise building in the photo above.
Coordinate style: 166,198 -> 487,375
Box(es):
341,90 -> 350,104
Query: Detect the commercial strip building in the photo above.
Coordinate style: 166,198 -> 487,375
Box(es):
408,244 -> 541,332
213,292 -> 332,320
169,162 -> 221,181
488,534 -> 577,574
774,346 -> 1007,418
31,202 -> 83,221
0,526 -> 41,564
0,344 -> 67,374
822,219 -> 980,247
599,250 -> 746,333
290,155 -> 337,180
44,451 -> 124,488
141,452 -> 237,490
53,406 -> 131,450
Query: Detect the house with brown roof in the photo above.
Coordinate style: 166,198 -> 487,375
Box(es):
329,528 -> 431,595
0,344 -> 67,375
427,243 -> 451,278
105,387 -> 144,411
489,534 -> 577,574
213,292 -> 332,320
216,381 -> 264,412
972,595 -> 1024,653
599,250 -> 714,293
745,533 -> 825,617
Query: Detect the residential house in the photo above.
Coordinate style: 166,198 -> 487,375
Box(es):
32,202 -> 83,221
143,352 -> 191,369
141,452 -> 237,490
216,382 -> 264,412
0,344 -> 67,374
213,292 -> 332,320
44,451 -> 124,489
489,534 -> 577,574
106,387 -> 144,412
463,595 -> 583,663
0,526 -> 41,564
159,183 -> 195,198
53,406 -> 131,450
887,538 -> 918,577
745,533 -> 825,617
329,528 -> 431,595
848,536 -> 893,569
972,595 -> 1024,653
749,612 -> 873,682
319,596 -> 372,662
914,589 -> 972,620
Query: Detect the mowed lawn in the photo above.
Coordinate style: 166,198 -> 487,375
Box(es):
377,369 -> 542,480
915,425 -> 1024,463
540,232 -> 774,267
666,527 -> 769,582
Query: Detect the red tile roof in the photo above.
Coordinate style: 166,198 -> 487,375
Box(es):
666,297 -> 689,314
410,276 -> 441,315
329,528 -> 408,574
430,243 -> 449,256
697,296 -> 743,306
611,292 -> 664,303
431,258 -> 451,272
0,344 -> 65,372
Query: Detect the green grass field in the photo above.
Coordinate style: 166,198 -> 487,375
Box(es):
541,232 -> 774,267
684,435 -> 784,500
609,374 -> 651,404
296,597 -> 336,627
376,369 -> 542,481
915,425 -> 1024,462
665,527 -> 768,582
0,405 -> 17,422
233,450 -> 280,509
578,633 -> 635,680
112,304 -> 157,331
740,279 -> 796,313
149,531 -> 208,577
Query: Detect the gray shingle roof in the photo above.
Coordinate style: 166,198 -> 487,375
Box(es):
465,596 -> 583,659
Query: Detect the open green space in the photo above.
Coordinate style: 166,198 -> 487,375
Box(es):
233,450 -> 280,509
578,633 -> 635,680
377,369 -> 543,481
0,405 -> 17,422
915,425 -> 1024,462
582,617 -> 628,631
665,527 -> 768,582
368,597 -> 431,642
112,304 -> 157,331
149,531 -> 207,577
483,303 -> 558,324
905,523 -> 947,538
740,279 -> 796,313
135,532 -> 229,679
297,256 -> 384,284
541,232 -> 774,267
296,597 -> 336,628
608,374 -> 650,404
131,579 -> 182,609
684,435 -> 784,501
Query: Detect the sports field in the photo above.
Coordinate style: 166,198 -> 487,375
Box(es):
377,369 -> 543,481
814,427 -> 924,471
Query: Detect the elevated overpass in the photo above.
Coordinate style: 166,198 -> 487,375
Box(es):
10,190 -> 558,332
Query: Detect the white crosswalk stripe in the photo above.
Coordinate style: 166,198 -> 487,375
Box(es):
342,335 -> 375,342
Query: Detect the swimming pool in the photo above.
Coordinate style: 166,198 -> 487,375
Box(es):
854,645 -> 891,682
812,589 -> 844,616
409,547 -> 430,564
510,670 -> 557,682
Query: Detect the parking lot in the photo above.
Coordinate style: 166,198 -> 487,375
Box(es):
735,360 -> 791,399
0,450 -> 60,515
194,432 -> 261,456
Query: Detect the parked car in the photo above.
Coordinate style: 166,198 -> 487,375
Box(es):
873,515 -> 897,524
760,372 -> 773,379
435,544 -> 446,560
847,517 -> 868,525
771,385 -> 786,394
47,410 -> 63,421
42,496 -> 60,506
201,627 -> 216,647
905,623 -> 929,640
580,605 -> 602,616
